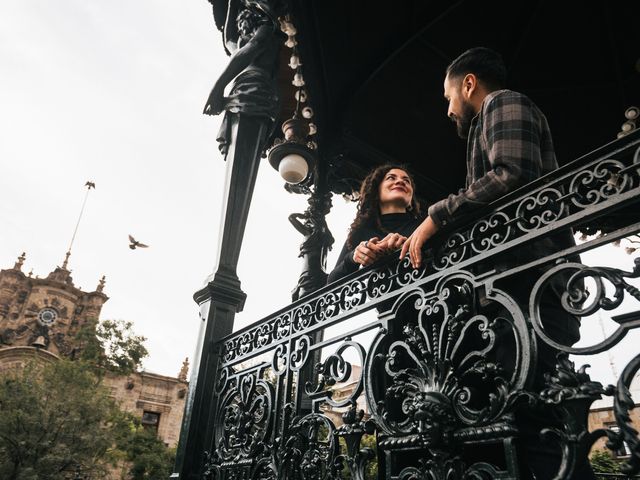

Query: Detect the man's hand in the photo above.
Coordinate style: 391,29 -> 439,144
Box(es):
400,216 -> 439,268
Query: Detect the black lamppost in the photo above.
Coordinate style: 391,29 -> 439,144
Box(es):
268,115 -> 334,301
267,16 -> 334,301
172,0 -> 283,478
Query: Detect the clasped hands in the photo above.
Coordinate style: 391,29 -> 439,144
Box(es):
353,217 -> 439,269
352,232 -> 407,267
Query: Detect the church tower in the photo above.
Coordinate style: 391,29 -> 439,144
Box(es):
0,252 -> 108,357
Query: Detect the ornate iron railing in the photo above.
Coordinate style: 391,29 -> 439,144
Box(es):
203,131 -> 640,479
595,475 -> 640,479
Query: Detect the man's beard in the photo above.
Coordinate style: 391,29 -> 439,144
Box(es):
454,100 -> 476,139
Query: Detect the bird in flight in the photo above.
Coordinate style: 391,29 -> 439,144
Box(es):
85,181 -> 96,189
128,235 -> 149,250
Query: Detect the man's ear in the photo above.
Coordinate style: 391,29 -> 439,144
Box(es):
462,73 -> 477,99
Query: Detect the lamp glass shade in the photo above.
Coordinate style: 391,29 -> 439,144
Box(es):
278,153 -> 309,184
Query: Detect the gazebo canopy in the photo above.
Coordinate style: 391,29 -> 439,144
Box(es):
209,0 -> 639,203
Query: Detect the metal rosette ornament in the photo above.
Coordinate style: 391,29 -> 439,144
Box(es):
365,271 -> 532,453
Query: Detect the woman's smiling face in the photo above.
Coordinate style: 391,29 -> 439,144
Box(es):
379,168 -> 413,213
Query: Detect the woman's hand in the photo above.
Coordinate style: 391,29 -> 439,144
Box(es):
353,233 -> 410,267
378,232 -> 408,252
352,237 -> 385,266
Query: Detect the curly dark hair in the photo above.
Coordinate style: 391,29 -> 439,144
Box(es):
346,164 -> 421,249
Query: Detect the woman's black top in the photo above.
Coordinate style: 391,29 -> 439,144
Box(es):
327,212 -> 422,284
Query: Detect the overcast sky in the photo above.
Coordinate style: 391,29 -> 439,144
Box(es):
0,0 -> 354,379
1,1 -> 638,399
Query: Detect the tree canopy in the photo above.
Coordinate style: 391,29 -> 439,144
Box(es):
0,320 -> 174,479
76,318 -> 148,376
0,359 -> 126,479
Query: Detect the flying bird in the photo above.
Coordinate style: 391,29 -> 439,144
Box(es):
128,235 -> 149,250
85,181 -> 96,189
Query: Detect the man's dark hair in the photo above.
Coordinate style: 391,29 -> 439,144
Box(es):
446,47 -> 507,91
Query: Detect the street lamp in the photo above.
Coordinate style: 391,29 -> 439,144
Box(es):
268,117 -> 316,184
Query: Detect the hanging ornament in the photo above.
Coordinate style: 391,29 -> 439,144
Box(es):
293,73 -> 305,87
295,89 -> 307,103
285,35 -> 297,48
289,55 -> 302,69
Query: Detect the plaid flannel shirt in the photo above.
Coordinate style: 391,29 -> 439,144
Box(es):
428,89 -> 558,227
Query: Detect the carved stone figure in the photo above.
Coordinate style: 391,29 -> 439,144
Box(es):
288,192 -> 334,301
204,0 -> 282,155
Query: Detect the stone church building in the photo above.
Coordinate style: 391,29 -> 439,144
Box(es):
0,253 -> 188,447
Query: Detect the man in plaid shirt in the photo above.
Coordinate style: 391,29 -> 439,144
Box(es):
401,48 -> 594,479
401,47 -> 565,264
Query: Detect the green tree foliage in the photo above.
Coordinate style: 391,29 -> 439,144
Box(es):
0,359 -> 127,479
118,424 -> 176,480
76,319 -> 148,376
0,319 -> 173,479
337,433 -> 378,479
590,449 -> 622,474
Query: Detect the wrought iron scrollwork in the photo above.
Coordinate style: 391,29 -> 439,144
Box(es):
470,211 -> 512,253
432,147 -> 640,272
529,257 -> 640,355
396,456 -> 507,480
202,451 -> 221,480
569,159 -> 634,209
306,340 -> 366,408
218,144 -> 640,366
204,136 -> 640,480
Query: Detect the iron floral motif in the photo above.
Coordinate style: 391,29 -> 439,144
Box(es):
538,354 -> 607,479
525,255 -> 640,478
214,374 -> 274,464
370,277 -> 526,439
278,413 -> 340,480
335,406 -> 376,480
613,352 -> 640,475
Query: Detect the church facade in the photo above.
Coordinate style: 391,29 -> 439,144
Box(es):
0,253 -> 188,447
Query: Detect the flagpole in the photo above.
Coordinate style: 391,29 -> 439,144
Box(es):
62,181 -> 95,269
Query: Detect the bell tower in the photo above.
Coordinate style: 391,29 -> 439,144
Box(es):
0,252 -> 108,357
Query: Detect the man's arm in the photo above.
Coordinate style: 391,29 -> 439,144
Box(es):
430,92 -> 544,226
402,92 -> 544,267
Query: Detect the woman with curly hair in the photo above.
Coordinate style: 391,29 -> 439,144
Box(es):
327,164 -> 423,283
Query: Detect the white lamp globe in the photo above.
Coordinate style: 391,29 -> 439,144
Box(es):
278,153 -> 309,184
